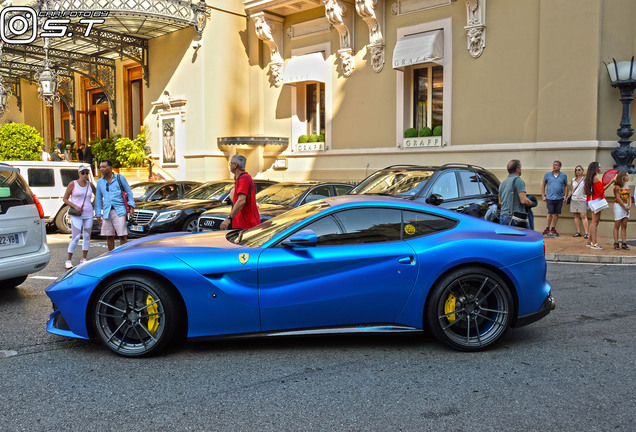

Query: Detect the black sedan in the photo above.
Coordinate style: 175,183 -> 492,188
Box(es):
130,181 -> 201,203
128,179 -> 276,236
197,181 -> 354,231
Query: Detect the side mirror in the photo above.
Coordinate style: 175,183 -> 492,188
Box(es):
281,229 -> 318,248
426,193 -> 444,206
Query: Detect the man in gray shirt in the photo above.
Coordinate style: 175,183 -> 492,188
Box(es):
499,159 -> 533,226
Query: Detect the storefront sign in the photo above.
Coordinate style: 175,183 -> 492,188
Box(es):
295,142 -> 325,152
402,136 -> 442,148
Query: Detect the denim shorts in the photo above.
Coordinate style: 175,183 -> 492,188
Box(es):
546,199 -> 563,215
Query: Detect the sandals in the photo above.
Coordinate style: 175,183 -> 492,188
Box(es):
584,234 -> 589,239
614,242 -> 620,250
621,243 -> 630,250
573,232 -> 582,237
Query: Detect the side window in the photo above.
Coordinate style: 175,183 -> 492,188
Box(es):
332,208 -> 402,244
458,170 -> 486,197
302,215 -> 343,246
256,183 -> 271,193
61,169 -> 79,186
430,171 -> 459,200
402,210 -> 457,238
335,184 -> 353,195
304,185 -> 332,203
183,183 -> 198,194
27,168 -> 55,187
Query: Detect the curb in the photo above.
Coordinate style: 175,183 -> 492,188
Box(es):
545,253 -> 636,264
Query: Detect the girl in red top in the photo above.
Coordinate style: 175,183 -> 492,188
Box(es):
612,170 -> 631,250
584,162 -> 615,250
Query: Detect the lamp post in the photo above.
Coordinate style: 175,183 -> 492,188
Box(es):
605,56 -> 636,173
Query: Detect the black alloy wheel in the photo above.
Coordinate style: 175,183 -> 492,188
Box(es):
426,267 -> 513,351
91,275 -> 183,357
182,216 -> 199,232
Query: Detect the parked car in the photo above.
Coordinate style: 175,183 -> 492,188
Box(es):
0,163 -> 51,288
45,195 -> 553,357
128,179 -> 277,236
197,181 -> 354,231
130,181 -> 201,203
349,164 -> 500,218
3,161 -> 95,234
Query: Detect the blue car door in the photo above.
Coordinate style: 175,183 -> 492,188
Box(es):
257,208 -> 419,331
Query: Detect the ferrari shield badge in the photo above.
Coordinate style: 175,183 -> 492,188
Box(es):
239,253 -> 249,265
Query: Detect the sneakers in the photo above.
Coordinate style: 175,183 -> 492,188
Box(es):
64,260 -> 73,269
79,258 -> 87,265
550,228 -> 559,237
543,228 -> 550,236
614,242 -> 620,250
573,232 -> 582,237
590,243 -> 603,250
621,242 -> 630,251
584,234 -> 589,239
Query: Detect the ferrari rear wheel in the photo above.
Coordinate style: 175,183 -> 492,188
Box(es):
91,275 -> 183,357
426,267 -> 512,351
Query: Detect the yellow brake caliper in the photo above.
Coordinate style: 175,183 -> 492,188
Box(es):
444,293 -> 457,323
146,295 -> 159,334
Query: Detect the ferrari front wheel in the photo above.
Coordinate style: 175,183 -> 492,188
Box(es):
91,275 -> 183,357
426,267 -> 513,351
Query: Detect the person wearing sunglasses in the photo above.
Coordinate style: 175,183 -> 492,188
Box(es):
94,159 -> 136,251
62,165 -> 96,269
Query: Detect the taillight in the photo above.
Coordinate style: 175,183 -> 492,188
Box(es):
33,194 -> 45,219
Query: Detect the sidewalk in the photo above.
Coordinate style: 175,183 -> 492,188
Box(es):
543,232 -> 636,264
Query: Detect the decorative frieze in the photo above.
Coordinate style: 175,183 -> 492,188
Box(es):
252,12 -> 285,87
324,0 -> 355,77
287,17 -> 331,40
465,0 -> 486,58
355,0 -> 385,73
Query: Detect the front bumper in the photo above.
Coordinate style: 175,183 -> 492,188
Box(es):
513,292 -> 556,328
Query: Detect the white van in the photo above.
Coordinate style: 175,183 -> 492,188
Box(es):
2,161 -> 95,234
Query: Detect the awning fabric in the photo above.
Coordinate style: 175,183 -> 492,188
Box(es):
392,30 -> 444,70
283,52 -> 327,85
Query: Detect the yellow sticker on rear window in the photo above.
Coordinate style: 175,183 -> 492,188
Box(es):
404,224 -> 416,235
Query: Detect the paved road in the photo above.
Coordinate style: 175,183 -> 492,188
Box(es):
0,235 -> 634,431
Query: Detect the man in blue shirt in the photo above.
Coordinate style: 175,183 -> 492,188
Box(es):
541,160 -> 568,236
94,159 -> 135,251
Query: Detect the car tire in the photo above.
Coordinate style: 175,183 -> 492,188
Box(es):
182,216 -> 199,232
55,206 -> 72,234
425,266 -> 513,351
1,275 -> 28,288
90,274 -> 184,357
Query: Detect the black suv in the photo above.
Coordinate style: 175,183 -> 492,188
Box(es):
349,164 -> 500,218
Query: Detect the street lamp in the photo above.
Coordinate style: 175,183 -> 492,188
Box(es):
35,38 -> 60,107
604,56 -> 636,173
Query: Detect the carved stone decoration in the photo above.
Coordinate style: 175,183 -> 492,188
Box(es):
355,0 -> 385,73
465,0 -> 486,58
324,0 -> 355,77
252,12 -> 285,87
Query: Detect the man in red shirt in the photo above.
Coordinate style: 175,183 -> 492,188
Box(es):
220,154 -> 260,230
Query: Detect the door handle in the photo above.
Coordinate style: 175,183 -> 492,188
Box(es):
398,256 -> 415,265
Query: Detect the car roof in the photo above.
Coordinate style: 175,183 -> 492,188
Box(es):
379,163 -> 490,172
0,162 -> 19,173
2,160 -> 88,168
267,181 -> 352,187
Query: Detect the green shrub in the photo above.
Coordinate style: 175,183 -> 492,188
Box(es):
433,126 -> 443,136
115,137 -> 145,168
308,134 -> 319,143
92,134 -> 121,167
318,133 -> 325,142
418,127 -> 432,137
404,128 -> 417,138
0,123 -> 44,161
298,135 -> 309,143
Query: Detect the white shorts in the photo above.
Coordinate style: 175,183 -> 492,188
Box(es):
101,209 -> 128,236
614,203 -> 630,221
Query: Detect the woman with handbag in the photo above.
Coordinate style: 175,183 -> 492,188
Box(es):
568,165 -> 589,239
62,165 -> 96,269
584,162 -> 615,250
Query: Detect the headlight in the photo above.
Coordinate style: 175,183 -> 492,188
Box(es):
54,255 -> 108,283
155,210 -> 182,223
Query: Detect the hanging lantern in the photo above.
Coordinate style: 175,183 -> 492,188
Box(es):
36,38 -> 60,107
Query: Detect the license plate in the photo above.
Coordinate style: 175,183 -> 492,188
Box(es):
129,225 -> 144,233
0,233 -> 19,246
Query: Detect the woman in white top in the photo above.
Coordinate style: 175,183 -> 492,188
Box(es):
567,165 -> 589,238
62,165 -> 96,269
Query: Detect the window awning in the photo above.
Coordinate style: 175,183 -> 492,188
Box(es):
283,52 -> 327,85
392,30 -> 443,70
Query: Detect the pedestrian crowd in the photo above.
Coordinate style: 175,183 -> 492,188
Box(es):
43,138 -> 94,173
498,159 -> 632,251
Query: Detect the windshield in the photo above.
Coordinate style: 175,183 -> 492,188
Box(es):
350,170 -> 434,197
228,201 -> 330,248
131,183 -> 158,199
184,182 -> 233,200
256,184 -> 311,206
